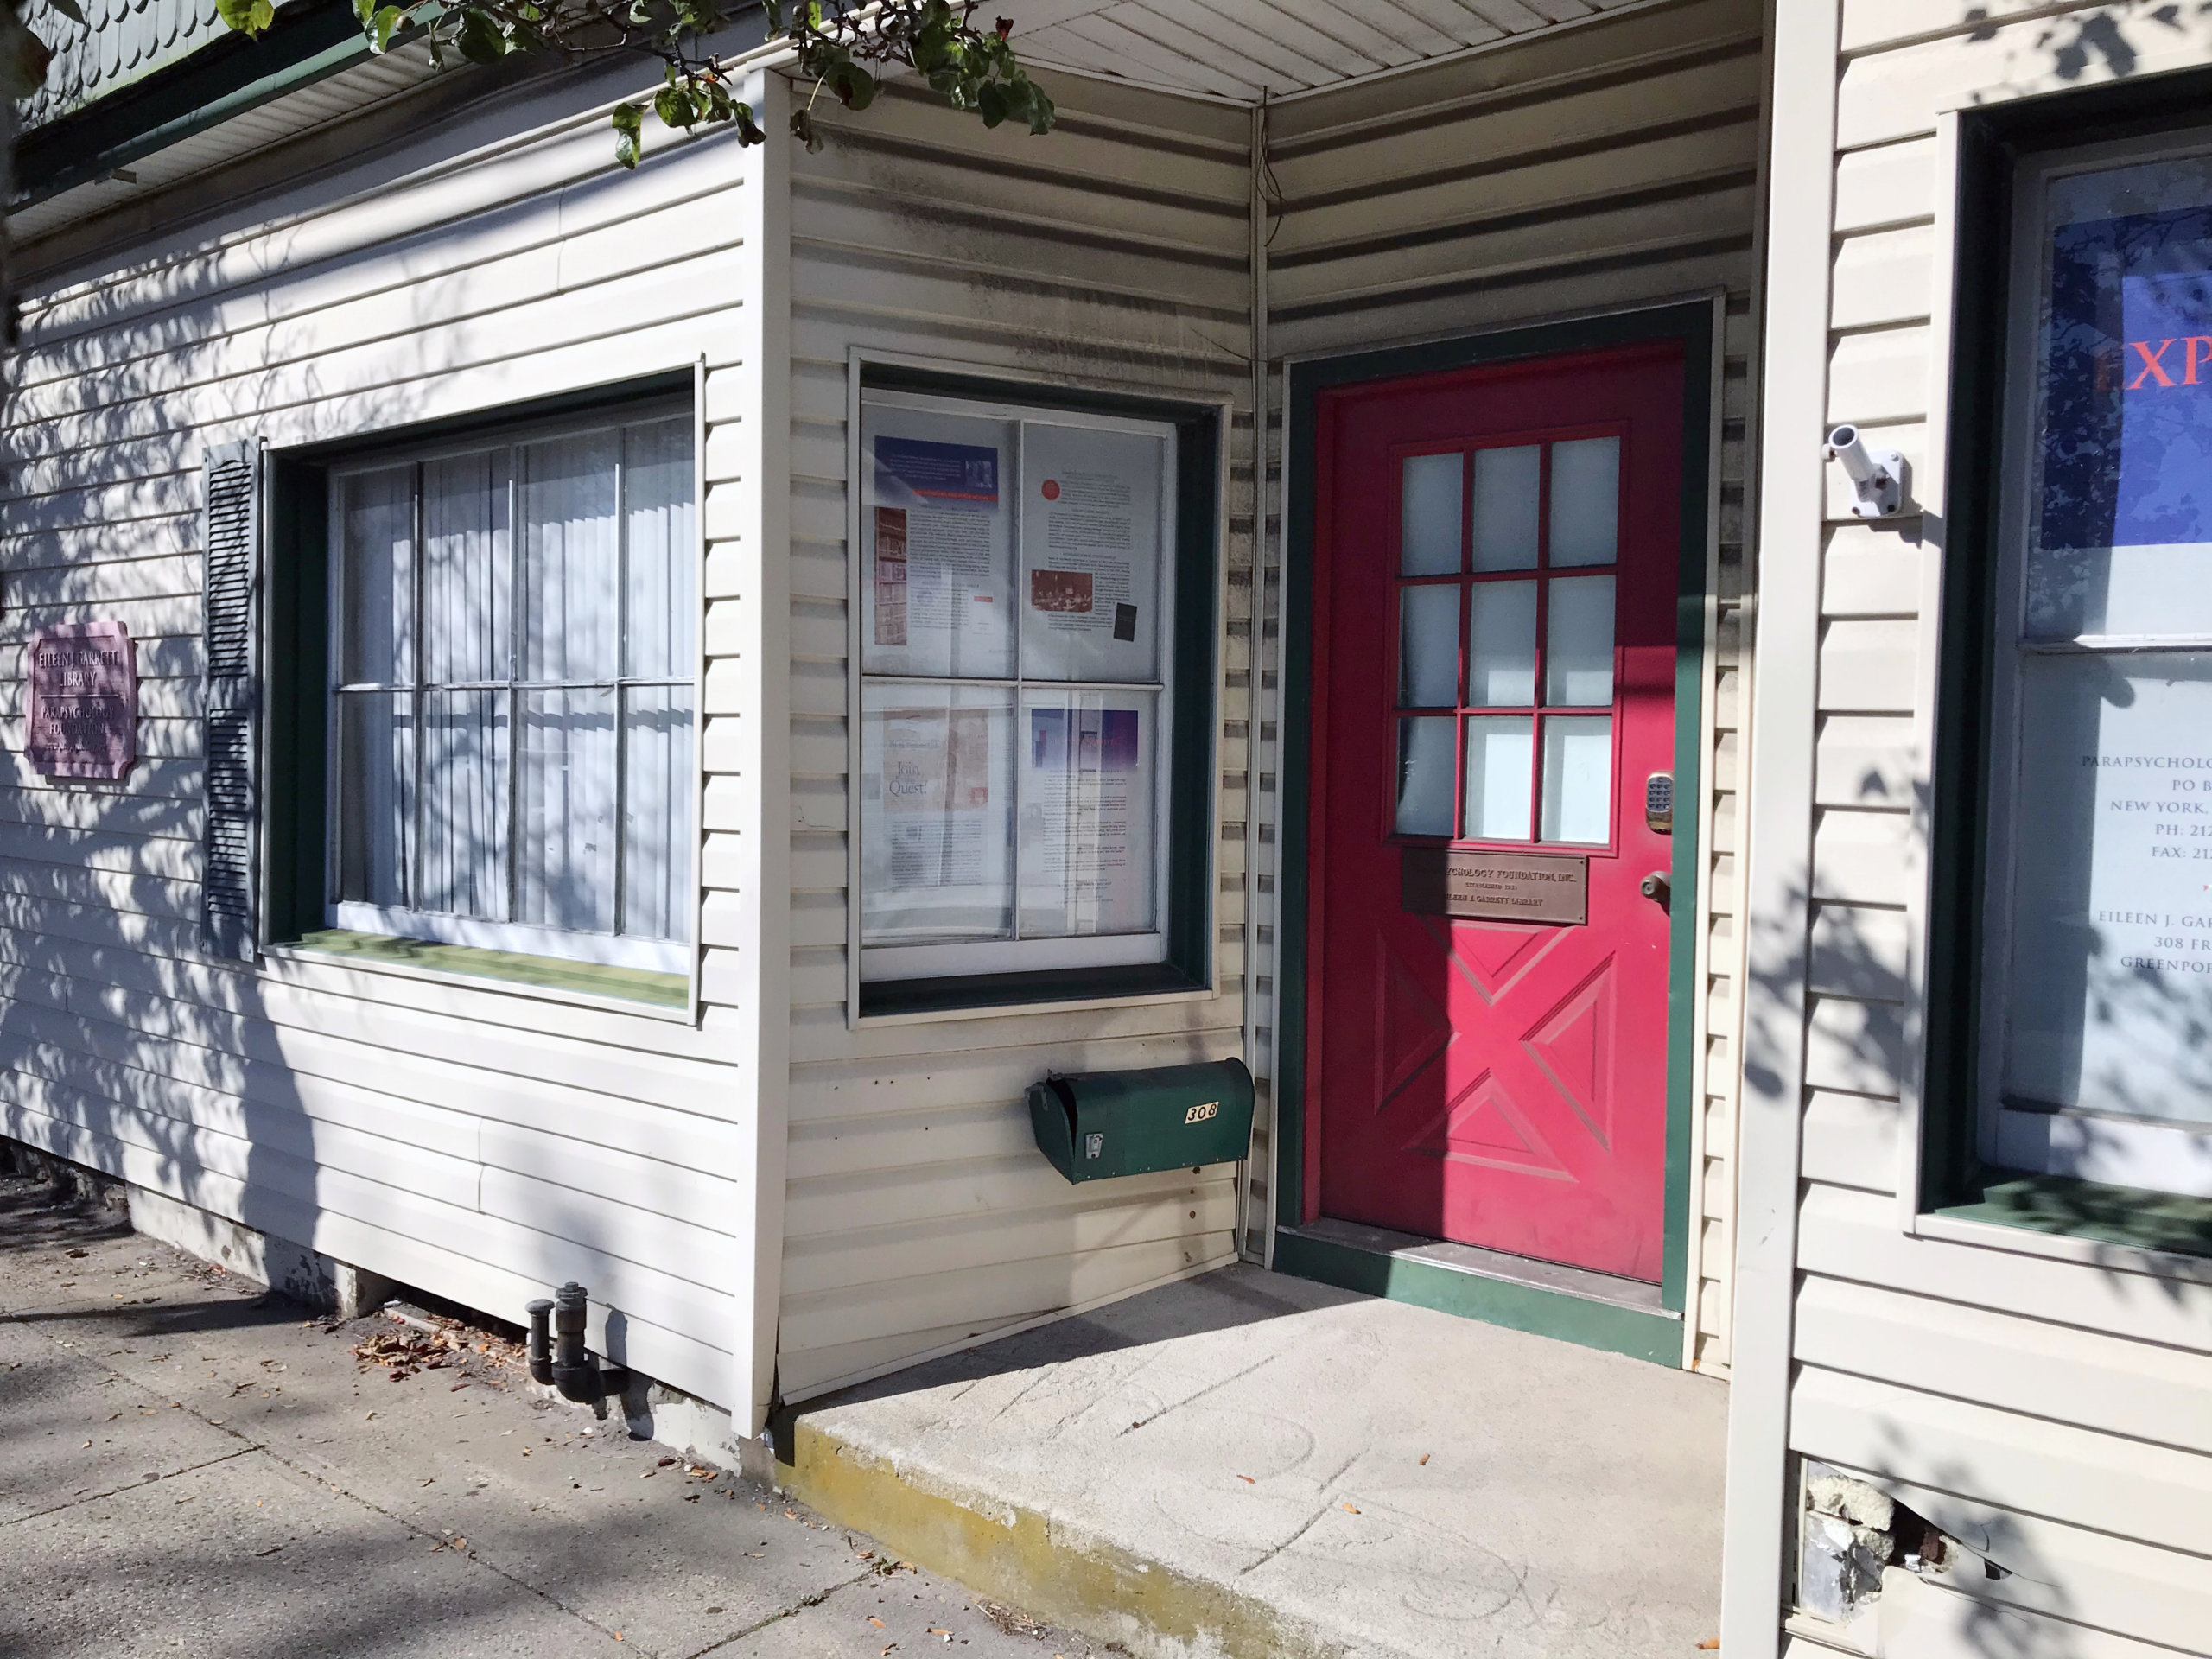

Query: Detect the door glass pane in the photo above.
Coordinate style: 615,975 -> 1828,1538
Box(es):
1463,716 -> 1533,841
421,450 -> 510,685
338,691 -> 414,907
622,684 -> 692,942
860,683 -> 1016,943
1399,584 -> 1460,707
623,418 -> 696,680
1467,580 -> 1537,706
1400,452 -> 1462,575
1472,445 -> 1541,571
521,433 -> 621,683
419,690 -> 509,920
1541,715 -> 1612,844
1019,690 -> 1158,938
1395,716 -> 1457,836
518,687 -> 618,934
1550,437 -> 1620,568
339,467 -> 415,685
1546,575 -> 1616,705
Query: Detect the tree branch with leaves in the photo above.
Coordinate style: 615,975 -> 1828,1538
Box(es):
218,0 -> 1054,165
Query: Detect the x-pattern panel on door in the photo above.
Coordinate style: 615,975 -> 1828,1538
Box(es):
1313,345 -> 1682,1282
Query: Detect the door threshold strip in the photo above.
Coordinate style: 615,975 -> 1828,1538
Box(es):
1285,1217 -> 1674,1317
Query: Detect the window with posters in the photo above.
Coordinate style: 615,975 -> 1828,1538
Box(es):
1972,130 -> 2212,1206
852,379 -> 1215,1010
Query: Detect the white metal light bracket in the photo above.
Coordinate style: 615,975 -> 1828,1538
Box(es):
1825,423 -> 1906,519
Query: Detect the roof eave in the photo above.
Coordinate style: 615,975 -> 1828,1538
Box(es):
14,0 -> 368,208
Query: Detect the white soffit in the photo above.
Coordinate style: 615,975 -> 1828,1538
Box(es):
1006,0 -> 1653,102
8,41 -> 445,249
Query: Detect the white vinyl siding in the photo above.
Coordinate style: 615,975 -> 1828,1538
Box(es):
1753,5 -> 2212,1656
776,72 -> 1253,1402
1249,0 -> 1766,1371
0,72 -> 757,1411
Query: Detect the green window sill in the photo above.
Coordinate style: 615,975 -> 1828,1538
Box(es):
291,930 -> 690,1011
1936,1173 -> 2212,1261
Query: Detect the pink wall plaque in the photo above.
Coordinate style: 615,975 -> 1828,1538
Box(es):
26,622 -> 138,781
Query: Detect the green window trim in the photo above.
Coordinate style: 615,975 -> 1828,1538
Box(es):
291,929 -> 690,1010
1923,79 -> 2212,1240
1936,1174 -> 2212,1262
850,365 -> 1223,1021
264,373 -> 702,1003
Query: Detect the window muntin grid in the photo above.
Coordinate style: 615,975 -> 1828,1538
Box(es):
855,387 -> 1180,985
327,410 -> 695,975
1389,434 -> 1624,849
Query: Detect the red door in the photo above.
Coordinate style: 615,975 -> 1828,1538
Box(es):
1307,343 -> 1683,1281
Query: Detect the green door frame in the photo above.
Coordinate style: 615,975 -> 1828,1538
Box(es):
1272,302 -> 1719,1366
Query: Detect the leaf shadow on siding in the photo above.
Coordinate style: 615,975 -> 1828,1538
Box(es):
1745,853 -> 2195,1656
1961,7 -> 2179,86
1749,745 -> 2210,1294
1860,1421 -> 2085,1659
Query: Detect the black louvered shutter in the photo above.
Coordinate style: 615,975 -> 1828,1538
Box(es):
201,441 -> 262,960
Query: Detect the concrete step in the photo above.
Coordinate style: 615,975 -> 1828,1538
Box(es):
772,1263 -> 1727,1659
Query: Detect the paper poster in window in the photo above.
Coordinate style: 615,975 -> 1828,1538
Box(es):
860,691 -> 1014,943
2003,154 -> 2212,1132
2003,654 -> 2212,1128
1019,425 -> 1166,683
2033,159 -> 2212,637
1019,692 -> 1155,938
861,411 -> 1017,678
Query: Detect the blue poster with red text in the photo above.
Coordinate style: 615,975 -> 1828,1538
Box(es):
874,436 -> 1000,506
2042,205 -> 2212,550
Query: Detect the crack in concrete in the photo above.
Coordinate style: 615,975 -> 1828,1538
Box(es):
1233,1495 -> 1335,1579
1114,1348 -> 1278,1437
678,1564 -> 880,1659
978,1364 -> 1056,1427
0,1446 -> 259,1528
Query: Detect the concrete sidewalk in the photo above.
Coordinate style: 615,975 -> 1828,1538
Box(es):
0,1171 -> 1097,1659
778,1266 -> 1727,1659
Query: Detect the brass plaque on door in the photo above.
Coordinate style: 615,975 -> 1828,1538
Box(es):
1401,848 -> 1588,925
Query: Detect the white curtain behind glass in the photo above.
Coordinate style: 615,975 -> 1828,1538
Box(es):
519,434 -> 621,934
338,467 -> 415,908
336,415 -> 694,955
621,419 -> 696,942
420,451 -> 511,919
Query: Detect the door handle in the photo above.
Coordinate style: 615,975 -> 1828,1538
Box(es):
1639,870 -> 1671,909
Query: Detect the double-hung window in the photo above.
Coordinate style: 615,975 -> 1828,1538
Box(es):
1976,130 -> 2212,1201
327,406 -> 696,975
853,382 -> 1211,1007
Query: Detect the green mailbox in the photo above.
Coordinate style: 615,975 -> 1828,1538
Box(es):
1027,1058 -> 1255,1184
